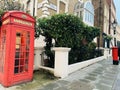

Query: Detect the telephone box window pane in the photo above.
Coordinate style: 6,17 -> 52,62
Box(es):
14,67 -> 19,73
26,52 -> 29,58
20,59 -> 24,66
16,33 -> 21,36
25,59 -> 28,71
15,59 -> 19,66
15,52 -> 20,58
26,32 -> 30,39
25,64 -> 28,71
25,59 -> 28,64
26,39 -> 30,50
26,32 -> 30,50
20,52 -> 25,59
20,66 -> 24,72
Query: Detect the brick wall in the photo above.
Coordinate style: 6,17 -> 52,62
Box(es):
68,0 -> 78,14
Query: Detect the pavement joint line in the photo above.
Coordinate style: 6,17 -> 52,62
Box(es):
101,83 -> 113,87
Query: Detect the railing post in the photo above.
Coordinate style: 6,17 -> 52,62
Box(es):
34,47 -> 44,70
104,48 -> 110,58
52,47 -> 71,78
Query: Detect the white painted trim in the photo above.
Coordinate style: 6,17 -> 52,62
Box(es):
51,47 -> 71,52
34,47 -> 44,70
35,0 -> 38,16
38,66 -> 54,73
83,9 -> 86,22
34,47 -> 107,78
42,7 -> 48,11
43,11 -> 50,15
68,56 -> 106,74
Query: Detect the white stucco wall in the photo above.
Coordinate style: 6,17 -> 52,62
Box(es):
34,35 -> 46,48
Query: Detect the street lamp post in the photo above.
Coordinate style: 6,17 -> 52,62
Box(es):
97,0 -> 102,56
112,19 -> 117,46
111,19 -> 119,65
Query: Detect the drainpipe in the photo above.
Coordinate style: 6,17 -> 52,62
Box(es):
33,0 -> 35,16
108,0 -> 111,34
98,0 -> 102,56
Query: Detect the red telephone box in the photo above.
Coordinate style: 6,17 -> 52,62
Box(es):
0,11 -> 35,87
112,47 -> 119,65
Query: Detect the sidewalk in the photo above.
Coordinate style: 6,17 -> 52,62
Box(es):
38,57 -> 120,90
0,57 -> 120,90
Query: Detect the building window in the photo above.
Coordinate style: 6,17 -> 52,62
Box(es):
83,0 -> 94,26
26,0 -> 30,14
59,1 -> 66,14
74,2 -> 83,19
74,0 -> 94,26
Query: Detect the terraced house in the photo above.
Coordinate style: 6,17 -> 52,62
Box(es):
19,0 -> 94,47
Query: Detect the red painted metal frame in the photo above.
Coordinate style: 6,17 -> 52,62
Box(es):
0,11 -> 35,87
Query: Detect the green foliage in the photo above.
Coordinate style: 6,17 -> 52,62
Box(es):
81,26 -> 100,43
0,1 -> 23,11
0,9 -> 4,17
37,14 -> 100,66
38,14 -> 84,48
0,1 -> 24,26
0,9 -> 4,26
38,18 -> 54,67
104,35 -> 112,41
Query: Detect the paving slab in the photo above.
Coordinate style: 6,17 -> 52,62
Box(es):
54,87 -> 69,90
39,83 -> 59,90
94,83 -> 112,90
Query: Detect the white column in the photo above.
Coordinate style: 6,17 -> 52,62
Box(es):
104,48 -> 110,59
52,47 -> 71,78
34,47 -> 44,70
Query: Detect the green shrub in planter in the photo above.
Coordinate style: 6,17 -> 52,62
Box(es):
37,14 -> 100,66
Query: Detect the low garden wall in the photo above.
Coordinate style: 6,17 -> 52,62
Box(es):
68,56 -> 105,74
34,47 -> 111,78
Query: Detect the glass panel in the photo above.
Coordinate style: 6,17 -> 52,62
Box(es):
26,39 -> 30,50
14,67 -> 19,73
20,52 -> 25,59
59,1 -> 65,14
15,52 -> 20,58
20,66 -> 24,72
25,64 -> 28,71
25,59 -> 28,64
14,31 -> 30,74
20,59 -> 24,66
26,52 -> 29,59
15,59 -> 19,66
